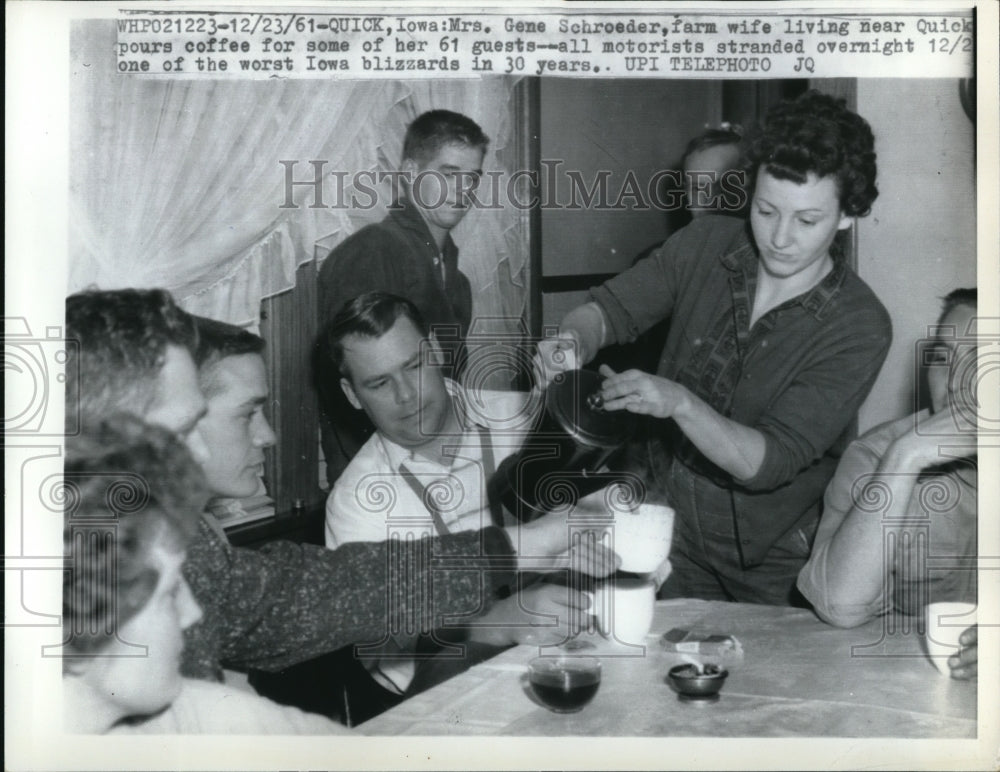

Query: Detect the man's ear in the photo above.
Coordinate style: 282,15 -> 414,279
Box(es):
340,377 -> 362,410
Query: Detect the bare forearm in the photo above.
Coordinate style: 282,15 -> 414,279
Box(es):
816,449 -> 922,622
672,388 -> 767,481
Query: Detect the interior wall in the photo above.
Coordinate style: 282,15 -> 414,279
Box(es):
538,78 -> 723,315
854,78 -> 977,431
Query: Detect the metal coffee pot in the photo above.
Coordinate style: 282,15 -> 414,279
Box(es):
488,368 -> 637,522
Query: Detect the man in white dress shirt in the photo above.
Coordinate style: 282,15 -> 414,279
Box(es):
323,291 -> 592,709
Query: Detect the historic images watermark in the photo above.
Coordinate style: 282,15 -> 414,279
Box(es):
913,316 -> 1000,436
3,319 -> 79,437
46,472 -> 155,659
848,315 -> 994,658
278,161 -> 750,214
4,319 -> 79,645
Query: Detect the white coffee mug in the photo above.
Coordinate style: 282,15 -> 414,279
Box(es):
609,503 -> 674,574
924,601 -> 976,676
592,577 -> 656,646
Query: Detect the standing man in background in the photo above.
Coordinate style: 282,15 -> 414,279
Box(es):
317,110 -> 489,485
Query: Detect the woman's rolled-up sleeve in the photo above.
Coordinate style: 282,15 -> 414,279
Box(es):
590,220 -> 726,345
740,310 -> 892,492
591,243 -> 678,345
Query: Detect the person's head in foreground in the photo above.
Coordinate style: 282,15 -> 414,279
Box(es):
66,288 -> 209,464
402,109 -> 489,237
323,291 -> 457,455
62,414 -> 207,733
191,315 -> 276,500
747,90 -> 877,284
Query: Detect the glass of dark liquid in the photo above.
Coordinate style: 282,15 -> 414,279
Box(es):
527,656 -> 602,713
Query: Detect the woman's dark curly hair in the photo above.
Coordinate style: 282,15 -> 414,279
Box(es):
749,90 -> 878,217
62,414 -> 207,661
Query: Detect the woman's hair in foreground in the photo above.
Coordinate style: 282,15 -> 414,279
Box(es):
65,289 -> 198,429
62,413 -> 207,659
749,90 -> 878,217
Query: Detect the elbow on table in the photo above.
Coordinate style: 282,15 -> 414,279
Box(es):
809,600 -> 875,629
799,583 -> 874,628
797,576 -> 876,629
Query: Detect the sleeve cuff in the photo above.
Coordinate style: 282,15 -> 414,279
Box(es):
590,285 -> 636,346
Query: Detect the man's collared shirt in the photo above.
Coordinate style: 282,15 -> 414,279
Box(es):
324,381 -> 539,694
327,382 -> 538,547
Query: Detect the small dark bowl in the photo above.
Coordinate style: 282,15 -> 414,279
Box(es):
667,663 -> 729,698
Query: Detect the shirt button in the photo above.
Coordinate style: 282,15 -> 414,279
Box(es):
761,340 -> 768,347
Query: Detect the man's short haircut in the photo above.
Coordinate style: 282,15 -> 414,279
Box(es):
62,413 -> 207,660
322,291 -> 429,381
66,289 -> 197,430
939,288 -> 977,325
682,126 -> 745,168
191,315 -> 266,398
402,110 -> 490,165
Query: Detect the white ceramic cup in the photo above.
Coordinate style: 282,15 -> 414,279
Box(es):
608,503 -> 674,574
924,601 -> 976,676
592,577 -> 656,646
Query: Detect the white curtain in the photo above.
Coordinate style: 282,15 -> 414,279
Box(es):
69,22 -> 527,329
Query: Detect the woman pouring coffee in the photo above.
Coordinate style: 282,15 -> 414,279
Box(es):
539,90 -> 892,605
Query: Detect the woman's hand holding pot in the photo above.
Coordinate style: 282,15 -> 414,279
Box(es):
597,364 -> 691,419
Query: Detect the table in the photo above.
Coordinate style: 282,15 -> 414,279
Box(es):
359,599 -> 976,737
